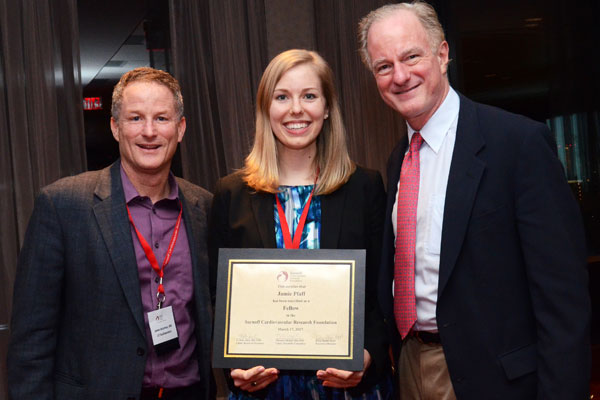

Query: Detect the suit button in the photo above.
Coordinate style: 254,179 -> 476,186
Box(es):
137,347 -> 145,356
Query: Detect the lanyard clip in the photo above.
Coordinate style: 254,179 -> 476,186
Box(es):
156,276 -> 166,309
157,291 -> 166,309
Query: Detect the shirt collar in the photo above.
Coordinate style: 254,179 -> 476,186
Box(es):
120,163 -> 179,204
407,86 -> 459,153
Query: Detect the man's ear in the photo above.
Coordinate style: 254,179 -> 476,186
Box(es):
110,117 -> 120,142
177,116 -> 186,142
438,41 -> 450,75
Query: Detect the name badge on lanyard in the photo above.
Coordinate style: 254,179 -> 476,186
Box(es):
148,306 -> 180,355
127,201 -> 183,355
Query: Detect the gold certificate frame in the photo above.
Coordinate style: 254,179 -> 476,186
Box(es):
212,248 -> 365,371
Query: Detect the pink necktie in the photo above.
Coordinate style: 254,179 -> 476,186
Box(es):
394,132 -> 423,339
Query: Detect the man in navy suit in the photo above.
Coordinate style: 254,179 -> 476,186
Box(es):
358,2 -> 590,399
8,67 -> 214,400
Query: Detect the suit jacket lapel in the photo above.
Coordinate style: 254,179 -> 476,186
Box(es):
179,184 -> 210,309
250,190 -> 277,248
179,184 -> 212,338
385,136 -> 409,232
93,162 -> 146,337
180,190 -> 200,276
321,183 -> 346,248
381,136 -> 408,276
438,95 -> 485,297
378,137 -> 409,321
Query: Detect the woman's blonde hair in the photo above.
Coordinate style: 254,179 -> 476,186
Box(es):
242,49 -> 355,195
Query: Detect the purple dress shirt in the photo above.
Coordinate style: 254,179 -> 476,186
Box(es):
121,166 -> 200,389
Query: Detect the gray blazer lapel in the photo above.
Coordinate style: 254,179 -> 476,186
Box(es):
179,186 -> 210,310
438,96 -> 485,297
93,162 -> 146,337
250,191 -> 277,248
180,192 -> 200,274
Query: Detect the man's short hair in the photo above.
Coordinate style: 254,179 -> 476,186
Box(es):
111,67 -> 184,121
358,1 -> 446,70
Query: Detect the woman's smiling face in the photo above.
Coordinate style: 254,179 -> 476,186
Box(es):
269,63 -> 328,154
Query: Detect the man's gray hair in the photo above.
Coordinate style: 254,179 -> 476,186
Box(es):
358,1 -> 446,70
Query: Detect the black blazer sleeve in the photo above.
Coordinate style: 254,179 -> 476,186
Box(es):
513,122 -> 589,398
207,172 -> 274,305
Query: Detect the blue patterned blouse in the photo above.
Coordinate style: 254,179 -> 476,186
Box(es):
274,185 -> 321,250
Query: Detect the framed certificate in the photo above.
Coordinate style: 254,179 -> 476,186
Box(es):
212,248 -> 365,371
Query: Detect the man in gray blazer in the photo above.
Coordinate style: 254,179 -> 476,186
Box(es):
8,67 -> 214,400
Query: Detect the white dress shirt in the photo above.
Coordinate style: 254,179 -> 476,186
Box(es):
392,87 -> 459,331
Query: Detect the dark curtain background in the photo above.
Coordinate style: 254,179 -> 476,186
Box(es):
314,1 -> 406,173
170,0 -> 269,191
170,0 -> 404,192
0,0 -> 86,397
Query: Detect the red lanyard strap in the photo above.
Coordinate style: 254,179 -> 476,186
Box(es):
126,201 -> 183,307
276,171 -> 318,249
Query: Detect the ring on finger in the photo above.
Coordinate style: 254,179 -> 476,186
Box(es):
251,381 -> 258,387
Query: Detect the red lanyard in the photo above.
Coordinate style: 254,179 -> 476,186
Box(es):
126,202 -> 183,309
275,173 -> 318,249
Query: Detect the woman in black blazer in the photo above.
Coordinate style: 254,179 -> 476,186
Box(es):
208,49 -> 392,399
